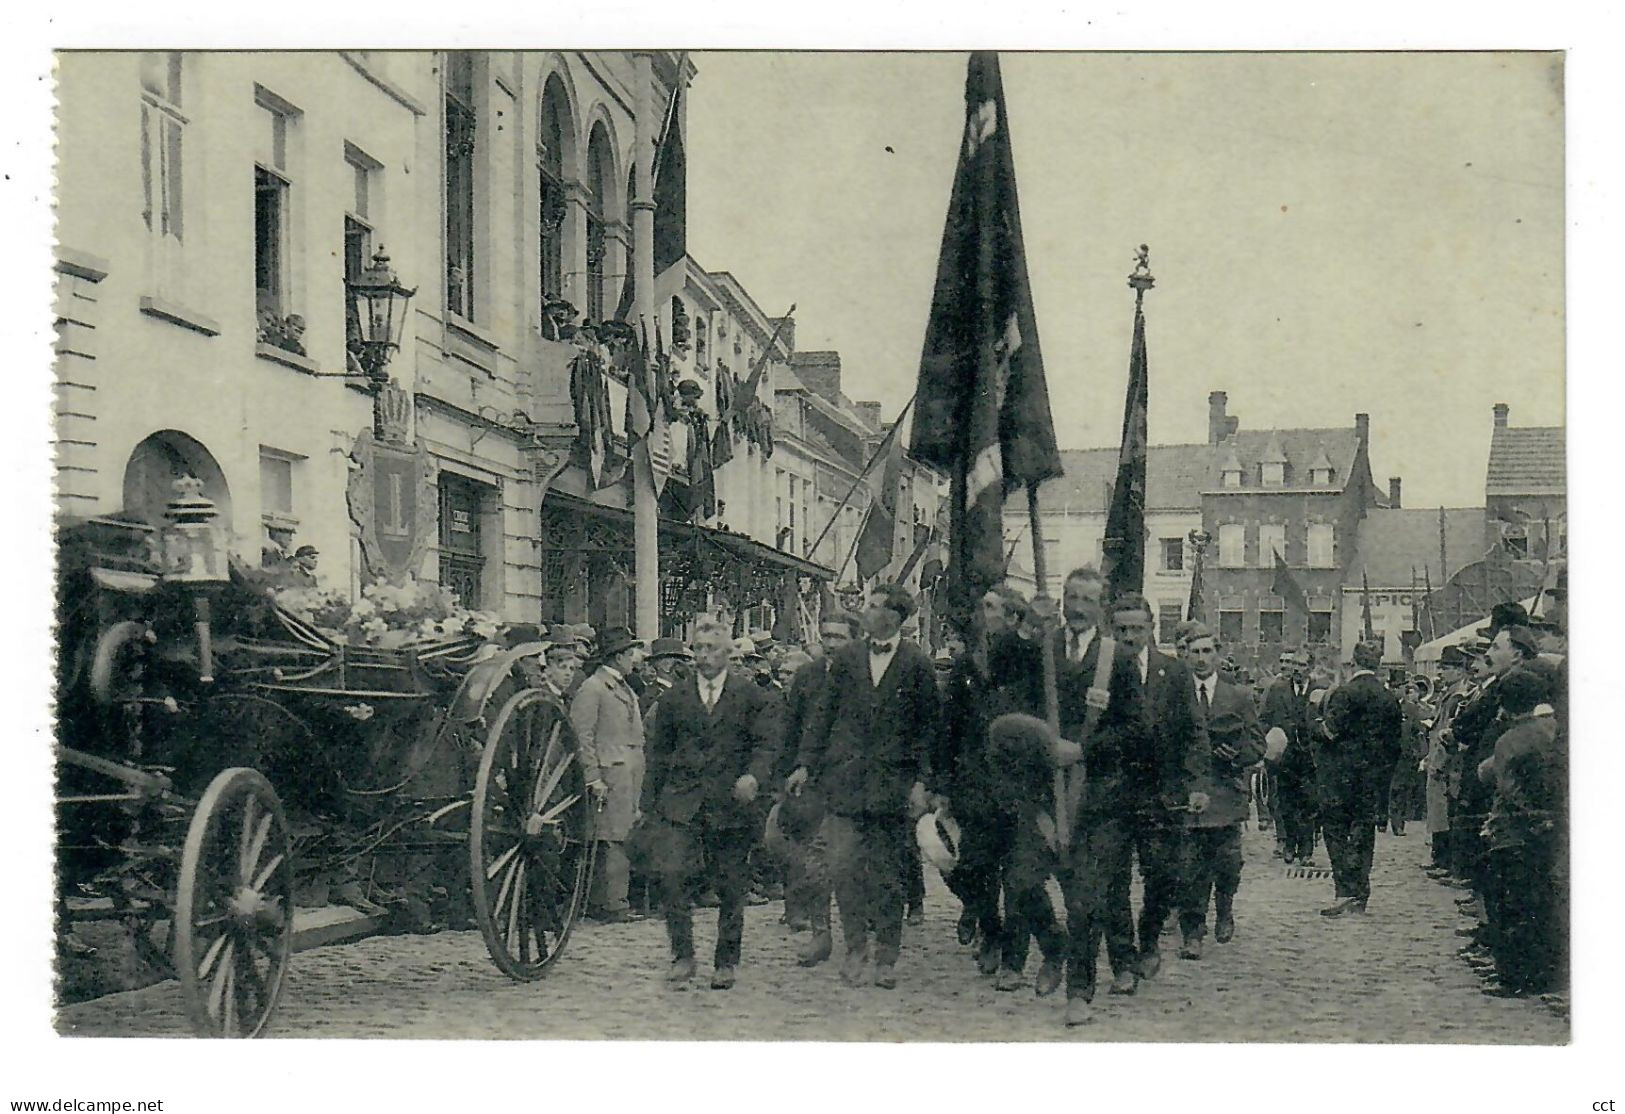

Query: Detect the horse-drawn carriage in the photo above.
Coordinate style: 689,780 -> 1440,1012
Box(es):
55,489 -> 596,1037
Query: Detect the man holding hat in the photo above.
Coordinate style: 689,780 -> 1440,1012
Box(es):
1261,648 -> 1318,865
786,582 -> 940,989
569,625 -> 647,923
1316,640 -> 1404,917
642,616 -> 779,989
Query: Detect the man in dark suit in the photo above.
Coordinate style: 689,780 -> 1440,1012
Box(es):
1316,640 -> 1404,916
787,582 -> 940,989
642,616 -> 780,989
1261,649 -> 1317,864
1047,567 -> 1203,1026
1176,624 -> 1266,955
1108,593 -> 1210,982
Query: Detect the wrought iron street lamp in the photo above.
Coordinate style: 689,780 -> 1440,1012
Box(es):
347,246 -> 417,439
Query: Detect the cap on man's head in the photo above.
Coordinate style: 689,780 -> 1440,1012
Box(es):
1180,622 -> 1215,647
1439,644 -> 1470,667
294,545 -> 319,558
871,582 -> 916,621
648,637 -> 691,661
1502,625 -> 1540,659
1476,601 -> 1530,638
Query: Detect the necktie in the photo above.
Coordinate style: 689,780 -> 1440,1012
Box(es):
870,641 -> 895,655
1200,682 -> 1211,717
1067,630 -> 1080,662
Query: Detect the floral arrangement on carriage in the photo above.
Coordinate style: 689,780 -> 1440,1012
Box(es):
272,577 -> 504,653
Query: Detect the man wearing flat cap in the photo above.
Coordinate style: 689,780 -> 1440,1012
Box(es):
787,581 -> 940,989
1316,640 -> 1403,917
569,625 -> 647,922
1423,645 -> 1473,875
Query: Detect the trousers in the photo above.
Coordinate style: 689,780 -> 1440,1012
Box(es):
1275,780 -> 1317,860
1123,818 -> 1186,956
589,840 -> 630,915
659,816 -> 755,968
1485,841 -> 1561,993
1321,802 -> 1376,901
823,813 -> 908,966
1057,814 -> 1135,1002
1178,824 -> 1243,940
783,821 -> 831,931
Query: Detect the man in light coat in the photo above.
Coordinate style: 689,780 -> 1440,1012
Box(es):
570,625 -> 647,922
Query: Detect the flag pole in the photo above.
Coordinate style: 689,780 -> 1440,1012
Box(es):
806,392 -> 919,561
715,304 -> 796,431
1027,485 -> 1067,850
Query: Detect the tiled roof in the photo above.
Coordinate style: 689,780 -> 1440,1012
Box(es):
1346,507 -> 1488,588
1485,426 -> 1565,496
1204,428 -> 1363,491
1034,444 -> 1212,513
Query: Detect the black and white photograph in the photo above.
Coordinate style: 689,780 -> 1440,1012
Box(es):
6,5 -> 1621,1111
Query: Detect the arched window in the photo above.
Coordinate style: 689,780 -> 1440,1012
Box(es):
537,76 -> 569,307
584,123 -> 612,321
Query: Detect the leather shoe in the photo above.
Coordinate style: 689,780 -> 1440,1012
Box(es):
710,965 -> 736,990
994,967 -> 1025,992
1179,937 -> 1203,960
1108,969 -> 1137,995
667,955 -> 696,984
797,930 -> 833,967
956,910 -> 978,946
840,947 -> 868,987
976,938 -> 1001,976
1319,898 -> 1365,918
1215,914 -> 1235,944
872,962 -> 898,989
1137,949 -> 1163,980
1035,958 -> 1064,998
1064,997 -> 1093,1027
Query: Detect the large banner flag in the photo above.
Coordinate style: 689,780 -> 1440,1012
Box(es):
1272,549 -> 1308,614
855,418 -> 908,580
614,79 -> 687,323
1103,296 -> 1150,601
909,52 -> 1063,621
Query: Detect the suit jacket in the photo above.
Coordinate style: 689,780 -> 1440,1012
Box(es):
936,638 -> 1046,821
778,657 -> 828,784
1450,674 -> 1504,816
568,666 -> 646,840
1190,675 -> 1266,828
797,639 -> 940,818
1261,676 -> 1316,788
642,667 -> 779,829
1138,647 -> 1212,814
1317,671 -> 1403,815
1053,627 -> 1151,820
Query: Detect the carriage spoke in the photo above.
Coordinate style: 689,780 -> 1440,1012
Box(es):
251,852 -> 285,893
491,854 -> 521,920
207,938 -> 237,1021
535,791 -> 582,827
503,861 -> 527,952
530,722 -> 563,810
196,930 -> 229,980
222,961 -> 239,1036
237,797 -> 259,884
242,812 -> 274,888
484,843 -> 521,882
529,751 -> 575,820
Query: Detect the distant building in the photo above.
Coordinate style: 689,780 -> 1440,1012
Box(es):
1342,504 -> 1486,664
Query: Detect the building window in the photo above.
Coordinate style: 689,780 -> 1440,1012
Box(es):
259,449 -> 297,520
1259,610 -> 1284,642
139,53 -> 186,247
254,166 -> 290,324
444,51 -> 478,320
343,145 -> 379,363
1307,523 -> 1335,568
438,472 -> 487,608
537,76 -> 568,307
1222,467 -> 1243,488
1310,467 -> 1335,485
1261,462 -> 1285,486
1258,524 -> 1286,567
788,475 -> 799,552
1159,537 -> 1184,572
1157,602 -> 1184,645
1307,609 -> 1333,643
1219,610 -> 1244,643
1218,523 -> 1246,568
585,123 -> 612,321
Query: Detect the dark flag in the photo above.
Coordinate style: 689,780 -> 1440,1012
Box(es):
624,321 -> 655,448
1187,545 -> 1206,622
1272,549 -> 1308,614
855,419 -> 909,581
613,80 -> 686,323
909,52 -> 1063,621
1362,568 -> 1376,641
1103,295 -> 1150,600
897,521 -> 935,583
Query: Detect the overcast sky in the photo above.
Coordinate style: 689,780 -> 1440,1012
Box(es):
685,51 -> 1564,509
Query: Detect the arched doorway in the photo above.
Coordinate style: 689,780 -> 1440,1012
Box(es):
121,430 -> 233,529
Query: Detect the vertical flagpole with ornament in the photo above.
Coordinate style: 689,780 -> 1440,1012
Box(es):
1103,245 -> 1154,603
631,53 -> 659,640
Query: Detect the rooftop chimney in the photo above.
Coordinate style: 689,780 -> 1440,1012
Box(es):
1208,391 -> 1233,444
1388,477 -> 1402,508
790,351 -> 843,405
856,401 -> 883,428
1355,412 -> 1370,445
1493,402 -> 1510,429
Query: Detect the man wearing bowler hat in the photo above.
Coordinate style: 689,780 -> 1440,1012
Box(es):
569,625 -> 647,922
1316,640 -> 1404,917
640,636 -> 693,717
786,582 -> 940,989
642,616 -> 779,989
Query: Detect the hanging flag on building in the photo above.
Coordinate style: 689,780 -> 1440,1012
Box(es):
854,417 -> 909,581
1186,544 -> 1207,623
908,52 -> 1063,621
1272,549 -> 1307,614
613,76 -> 687,323
711,307 -> 793,470
624,321 -> 655,449
1104,253 -> 1153,601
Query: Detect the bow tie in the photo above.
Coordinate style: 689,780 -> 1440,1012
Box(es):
869,641 -> 896,655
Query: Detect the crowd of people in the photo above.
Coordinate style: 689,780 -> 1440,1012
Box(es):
506,567 -> 1567,1025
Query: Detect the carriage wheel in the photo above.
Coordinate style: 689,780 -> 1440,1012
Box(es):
470,690 -> 596,981
173,768 -> 293,1038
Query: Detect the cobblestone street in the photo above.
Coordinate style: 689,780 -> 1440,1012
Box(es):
56,825 -> 1567,1042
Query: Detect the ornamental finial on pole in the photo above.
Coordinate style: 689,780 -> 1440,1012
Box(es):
1129,243 -> 1155,303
